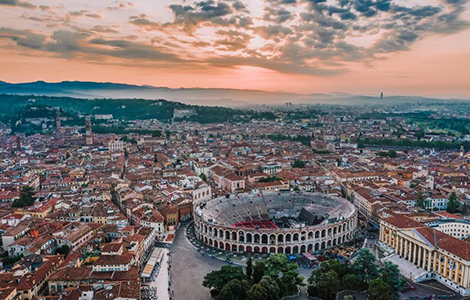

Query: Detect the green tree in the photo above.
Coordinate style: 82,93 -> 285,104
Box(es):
56,245 -> 70,256
447,192 -> 458,213
152,130 -> 162,137
292,159 -> 306,168
319,259 -> 349,278
253,261 -> 266,284
259,276 -> 280,300
247,284 -> 267,300
12,186 -> 36,208
265,254 -> 304,296
246,256 -> 253,280
341,273 -> 362,291
316,271 -> 341,300
199,173 -> 207,182
203,265 -> 246,294
380,261 -> 402,294
415,192 -> 426,209
368,278 -> 394,300
218,279 -> 248,300
352,249 -> 378,283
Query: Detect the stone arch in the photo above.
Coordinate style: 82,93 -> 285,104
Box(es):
315,230 -> 320,238
285,246 -> 291,254
328,228 -> 332,237
232,231 -> 237,241
293,233 -> 299,241
232,244 -> 237,252
278,247 -> 284,254
300,245 -> 306,253
239,231 -> 245,242
246,233 -> 252,243
321,229 -> 326,238
262,234 -> 268,244
286,233 -> 292,242
321,241 -> 326,249
269,247 -> 276,254
278,234 -> 284,243
225,230 -> 230,240
226,243 -> 231,251
209,238 -> 213,246
254,233 -> 260,244
246,246 -> 252,253
269,234 -> 276,244
239,245 -> 244,252
308,244 -> 313,252
333,238 -> 337,246
220,242 -> 224,249
214,240 -> 218,248
308,232 -> 313,240
262,247 -> 268,254
333,227 -> 337,235
254,246 -> 260,253
293,246 -> 299,254
219,229 -> 224,238
327,240 -> 332,247
315,243 -> 320,251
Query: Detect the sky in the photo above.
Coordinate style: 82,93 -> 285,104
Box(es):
0,0 -> 469,97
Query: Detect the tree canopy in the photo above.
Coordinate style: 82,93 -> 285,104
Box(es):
12,186 -> 36,208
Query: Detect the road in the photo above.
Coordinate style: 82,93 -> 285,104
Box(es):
171,224 -> 228,300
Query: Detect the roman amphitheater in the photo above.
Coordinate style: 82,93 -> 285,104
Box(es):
194,192 -> 358,254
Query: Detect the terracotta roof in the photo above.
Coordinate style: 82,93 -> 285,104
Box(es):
382,215 -> 423,229
415,227 -> 470,261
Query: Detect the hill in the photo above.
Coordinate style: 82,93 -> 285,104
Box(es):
1,81 -> 466,107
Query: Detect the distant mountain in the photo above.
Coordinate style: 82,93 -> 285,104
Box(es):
0,80 -> 466,107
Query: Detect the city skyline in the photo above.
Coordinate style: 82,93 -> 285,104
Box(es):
1,0 -> 470,97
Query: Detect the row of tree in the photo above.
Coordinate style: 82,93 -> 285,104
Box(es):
415,191 -> 464,214
357,137 -> 470,151
308,249 -> 402,300
203,254 -> 304,300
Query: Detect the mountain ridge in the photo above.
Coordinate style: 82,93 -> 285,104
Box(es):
0,80 -> 467,107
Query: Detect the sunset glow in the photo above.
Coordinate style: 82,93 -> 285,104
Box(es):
1,0 -> 469,96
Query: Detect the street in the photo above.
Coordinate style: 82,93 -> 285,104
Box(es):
171,224 -> 228,300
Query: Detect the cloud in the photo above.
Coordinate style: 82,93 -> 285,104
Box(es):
130,15 -> 161,31
1,0 -> 469,78
0,27 -> 45,49
0,28 -> 183,64
106,2 -> 135,11
68,10 -> 102,19
168,1 -> 233,31
255,25 -> 292,39
215,29 -> 252,51
263,7 -> 293,23
0,0 -> 36,9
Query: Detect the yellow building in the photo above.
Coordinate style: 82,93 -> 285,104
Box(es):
380,215 -> 470,295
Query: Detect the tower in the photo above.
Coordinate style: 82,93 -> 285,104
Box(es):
85,116 -> 93,145
16,136 -> 22,151
55,108 -> 61,133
